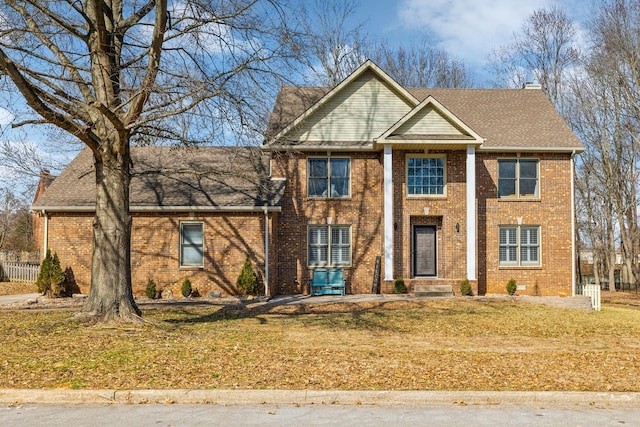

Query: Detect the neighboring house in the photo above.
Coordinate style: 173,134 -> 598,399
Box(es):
32,60 -> 583,297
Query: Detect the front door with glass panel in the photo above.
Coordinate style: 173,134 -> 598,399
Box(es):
413,225 -> 437,277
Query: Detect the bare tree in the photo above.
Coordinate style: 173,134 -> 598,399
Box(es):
298,0 -> 367,87
0,0 -> 297,322
369,37 -> 473,88
489,5 -> 580,107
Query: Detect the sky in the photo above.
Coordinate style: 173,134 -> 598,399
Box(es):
357,0 -> 589,72
1,0 -> 592,191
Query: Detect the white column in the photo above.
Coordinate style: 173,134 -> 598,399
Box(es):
383,145 -> 394,280
466,145 -> 477,281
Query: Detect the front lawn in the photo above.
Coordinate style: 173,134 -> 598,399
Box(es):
1,298 -> 638,391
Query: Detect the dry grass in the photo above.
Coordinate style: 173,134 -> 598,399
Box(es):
1,297 -> 640,391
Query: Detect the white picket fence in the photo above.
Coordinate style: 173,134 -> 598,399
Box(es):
0,262 -> 40,283
578,283 -> 601,311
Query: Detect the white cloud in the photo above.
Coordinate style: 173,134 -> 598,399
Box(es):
397,0 -> 553,65
0,107 -> 15,127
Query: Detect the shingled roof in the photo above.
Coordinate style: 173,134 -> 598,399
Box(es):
32,146 -> 285,212
265,84 -> 583,151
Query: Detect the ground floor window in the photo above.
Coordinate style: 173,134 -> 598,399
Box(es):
180,222 -> 204,267
499,225 -> 540,266
308,225 -> 351,266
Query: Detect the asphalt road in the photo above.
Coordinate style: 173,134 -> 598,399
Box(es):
2,402 -> 640,426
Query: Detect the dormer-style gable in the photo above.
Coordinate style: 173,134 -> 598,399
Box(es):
265,60 -> 418,150
375,95 -> 484,150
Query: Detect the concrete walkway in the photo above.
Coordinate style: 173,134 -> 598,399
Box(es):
0,292 -> 595,311
0,293 -> 41,306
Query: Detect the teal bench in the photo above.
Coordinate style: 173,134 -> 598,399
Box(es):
310,267 -> 346,296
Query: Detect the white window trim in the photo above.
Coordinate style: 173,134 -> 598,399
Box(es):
405,154 -> 447,198
497,157 -> 540,200
307,224 -> 352,267
307,156 -> 352,199
498,225 -> 541,267
180,221 -> 204,268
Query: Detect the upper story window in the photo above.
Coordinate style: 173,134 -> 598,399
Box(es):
308,157 -> 350,198
180,222 -> 204,267
407,155 -> 446,196
498,159 -> 539,199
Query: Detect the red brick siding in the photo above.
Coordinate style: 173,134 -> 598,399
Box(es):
270,151 -> 384,294
44,211 -> 276,297
477,152 -> 573,296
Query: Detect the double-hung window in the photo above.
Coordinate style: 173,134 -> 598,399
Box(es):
308,225 -> 351,266
308,157 -> 350,198
407,155 -> 446,196
498,159 -> 539,198
499,225 -> 540,266
180,222 -> 204,267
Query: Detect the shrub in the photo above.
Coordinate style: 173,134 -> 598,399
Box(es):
36,250 -> 67,298
394,277 -> 407,294
460,279 -> 472,296
506,278 -> 517,296
145,279 -> 157,299
236,255 -> 258,296
181,277 -> 192,297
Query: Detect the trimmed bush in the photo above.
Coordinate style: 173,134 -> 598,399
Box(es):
36,250 -> 67,298
181,277 -> 192,297
145,279 -> 157,299
460,279 -> 472,296
236,255 -> 258,296
506,278 -> 517,296
394,277 -> 407,294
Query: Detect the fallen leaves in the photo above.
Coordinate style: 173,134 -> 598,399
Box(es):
0,298 -> 639,391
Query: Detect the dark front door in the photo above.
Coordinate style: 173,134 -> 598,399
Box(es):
414,226 -> 437,277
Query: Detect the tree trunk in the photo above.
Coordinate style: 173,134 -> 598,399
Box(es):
607,214 -> 616,292
80,145 -> 141,322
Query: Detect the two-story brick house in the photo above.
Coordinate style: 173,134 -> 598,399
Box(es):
33,60 -> 583,297
264,60 -> 583,296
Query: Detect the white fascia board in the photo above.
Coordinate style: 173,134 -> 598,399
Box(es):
478,146 -> 584,153
32,205 -> 282,213
262,144 -> 375,152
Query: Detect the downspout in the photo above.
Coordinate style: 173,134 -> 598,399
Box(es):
571,151 -> 576,296
42,209 -> 48,259
263,207 -> 269,297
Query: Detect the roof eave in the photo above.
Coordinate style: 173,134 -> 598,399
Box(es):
262,143 -> 375,152
478,146 -> 585,153
32,205 -> 283,213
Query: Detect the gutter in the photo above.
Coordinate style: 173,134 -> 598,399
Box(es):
261,144 -> 375,152
31,205 -> 282,213
263,206 -> 270,297
478,146 -> 584,153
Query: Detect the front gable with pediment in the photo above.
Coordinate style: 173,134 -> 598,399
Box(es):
286,70 -> 414,143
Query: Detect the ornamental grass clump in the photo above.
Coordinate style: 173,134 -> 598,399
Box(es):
236,255 -> 258,296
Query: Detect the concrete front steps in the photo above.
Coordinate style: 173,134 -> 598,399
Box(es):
413,284 -> 454,297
